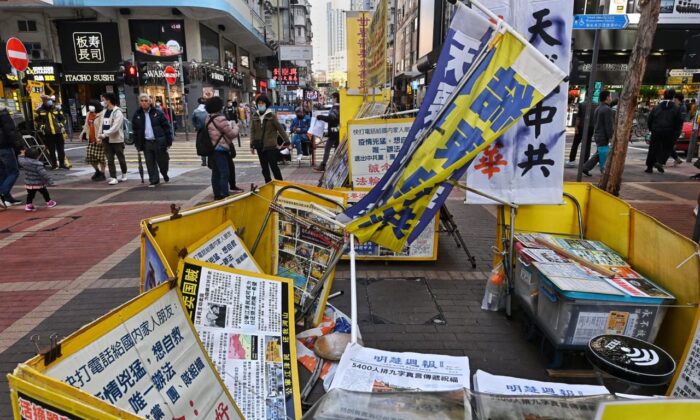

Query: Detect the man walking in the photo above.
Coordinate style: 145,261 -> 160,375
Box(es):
132,94 -> 173,187
238,102 -> 249,137
35,96 -> 67,169
566,101 -> 595,167
645,89 -> 683,174
98,93 -> 128,185
314,92 -> 340,172
0,104 -> 21,206
193,97 -> 208,166
581,91 -> 614,177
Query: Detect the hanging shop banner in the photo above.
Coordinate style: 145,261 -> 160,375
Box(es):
366,0 -> 388,88
177,259 -> 302,420
17,283 -> 241,420
330,343 -> 470,392
345,11 -> 371,93
466,0 -> 574,205
343,190 -> 438,261
129,20 -> 186,61
669,307 -> 700,398
273,67 -> 300,86
274,184 -> 346,325
347,118 -> 414,188
186,221 -> 262,273
56,21 -> 121,83
141,228 -> 174,292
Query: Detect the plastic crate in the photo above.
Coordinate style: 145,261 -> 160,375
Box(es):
536,277 -> 672,348
514,258 -> 540,315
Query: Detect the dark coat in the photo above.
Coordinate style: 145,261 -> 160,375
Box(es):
0,109 -> 20,150
250,110 -> 289,151
131,106 -> 173,150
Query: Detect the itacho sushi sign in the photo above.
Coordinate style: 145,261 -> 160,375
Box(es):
57,21 -> 122,83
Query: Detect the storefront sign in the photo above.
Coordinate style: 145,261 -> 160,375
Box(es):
273,67 -> 299,86
57,22 -> 121,75
279,45 -> 313,61
25,65 -> 58,82
210,71 -> 225,82
62,73 -> 118,83
129,20 -> 186,61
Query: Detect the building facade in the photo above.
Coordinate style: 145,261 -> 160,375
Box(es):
0,0 -> 277,132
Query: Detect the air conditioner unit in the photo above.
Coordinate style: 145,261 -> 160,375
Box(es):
31,49 -> 47,60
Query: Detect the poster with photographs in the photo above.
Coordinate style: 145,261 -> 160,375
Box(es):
343,191 -> 438,260
276,197 -> 344,309
142,229 -> 174,292
187,222 -> 261,274
178,259 -> 301,420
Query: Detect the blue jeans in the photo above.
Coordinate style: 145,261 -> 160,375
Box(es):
291,134 -> 305,155
0,148 -> 19,197
211,150 -> 230,199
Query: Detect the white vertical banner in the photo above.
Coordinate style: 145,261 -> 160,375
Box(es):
466,0 -> 573,204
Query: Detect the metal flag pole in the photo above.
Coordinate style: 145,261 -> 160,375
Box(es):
178,55 -> 190,141
349,234 -> 358,344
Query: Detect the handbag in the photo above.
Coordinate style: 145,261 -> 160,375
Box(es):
598,145 -> 609,170
230,146 -> 237,159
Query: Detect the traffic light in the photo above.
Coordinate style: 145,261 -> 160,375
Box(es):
125,63 -> 138,85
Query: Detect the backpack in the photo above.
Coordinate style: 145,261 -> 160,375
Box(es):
196,118 -> 216,156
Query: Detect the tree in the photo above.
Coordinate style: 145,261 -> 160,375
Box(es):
598,0 -> 661,195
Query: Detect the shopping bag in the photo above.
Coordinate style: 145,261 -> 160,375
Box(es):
598,145 -> 609,170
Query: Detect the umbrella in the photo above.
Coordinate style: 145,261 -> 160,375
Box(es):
137,149 -> 144,183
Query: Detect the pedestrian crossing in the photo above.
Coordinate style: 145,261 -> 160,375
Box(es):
120,136 -> 325,165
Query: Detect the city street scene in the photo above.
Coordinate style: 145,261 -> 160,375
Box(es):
0,0 -> 699,419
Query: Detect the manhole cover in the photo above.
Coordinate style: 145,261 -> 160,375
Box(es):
363,277 -> 445,325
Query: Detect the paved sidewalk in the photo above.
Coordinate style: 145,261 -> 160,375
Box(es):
0,135 -> 697,417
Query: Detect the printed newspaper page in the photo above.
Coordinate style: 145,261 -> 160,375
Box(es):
44,288 -> 240,419
330,344 -> 470,392
179,259 -> 301,419
187,223 -> 261,273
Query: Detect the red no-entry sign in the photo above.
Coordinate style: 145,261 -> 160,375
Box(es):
164,66 -> 177,85
6,37 -> 28,72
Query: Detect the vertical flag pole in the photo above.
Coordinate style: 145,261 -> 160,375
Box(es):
349,234 -> 358,344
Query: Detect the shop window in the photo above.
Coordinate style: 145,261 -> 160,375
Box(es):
18,20 -> 37,32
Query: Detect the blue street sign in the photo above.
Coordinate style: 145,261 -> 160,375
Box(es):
573,14 -> 630,30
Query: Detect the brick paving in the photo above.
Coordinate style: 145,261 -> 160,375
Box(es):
0,134 -> 697,417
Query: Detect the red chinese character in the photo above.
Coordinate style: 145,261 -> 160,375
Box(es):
356,177 -> 368,186
369,176 -> 381,185
19,398 -> 32,418
215,403 -> 230,420
33,404 -> 46,420
368,164 -> 380,173
381,162 -> 391,171
474,144 -> 508,179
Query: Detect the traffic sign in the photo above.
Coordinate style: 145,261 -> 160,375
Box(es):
573,14 -> 629,30
164,65 -> 177,85
5,37 -> 28,72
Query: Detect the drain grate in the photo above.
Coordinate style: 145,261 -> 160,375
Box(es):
363,277 -> 445,325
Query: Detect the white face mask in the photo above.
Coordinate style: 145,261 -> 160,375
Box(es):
100,101 -> 106,107
88,105 -> 95,112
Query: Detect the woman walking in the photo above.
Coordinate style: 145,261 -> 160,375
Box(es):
205,97 -> 239,199
250,94 -> 289,183
80,100 -> 106,181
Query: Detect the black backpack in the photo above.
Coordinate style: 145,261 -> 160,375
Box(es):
196,118 -> 218,156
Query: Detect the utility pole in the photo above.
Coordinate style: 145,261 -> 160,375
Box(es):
277,0 -> 283,106
599,0 -> 661,195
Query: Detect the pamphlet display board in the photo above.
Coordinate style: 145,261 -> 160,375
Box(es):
8,282 -> 242,419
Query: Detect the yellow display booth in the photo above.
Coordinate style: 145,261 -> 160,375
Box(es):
497,182 -> 699,366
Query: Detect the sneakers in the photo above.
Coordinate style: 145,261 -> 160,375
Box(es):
120,173 -> 128,182
46,200 -> 57,208
231,187 -> 245,194
108,178 -> 119,185
91,171 -> 106,181
297,154 -> 303,162
25,204 -> 36,212
1,195 -> 21,206
564,161 -> 577,168
148,182 -> 159,188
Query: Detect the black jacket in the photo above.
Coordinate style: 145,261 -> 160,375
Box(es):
318,104 -> 340,141
592,102 -> 614,147
224,105 -> 238,122
648,100 -> 683,138
0,109 -> 20,150
131,107 -> 173,150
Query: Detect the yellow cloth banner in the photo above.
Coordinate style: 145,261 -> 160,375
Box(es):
346,11 -> 371,93
367,0 -> 388,88
347,33 -> 550,252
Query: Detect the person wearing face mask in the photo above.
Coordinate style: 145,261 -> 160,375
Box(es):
97,93 -> 128,185
35,95 -> 67,169
79,100 -> 106,181
249,94 -> 289,183
132,94 -> 173,187
314,92 -> 340,172
289,107 -> 311,161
